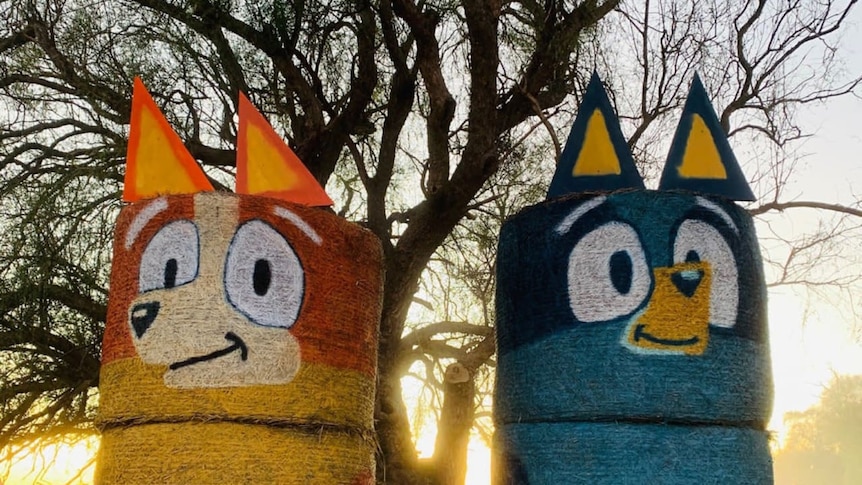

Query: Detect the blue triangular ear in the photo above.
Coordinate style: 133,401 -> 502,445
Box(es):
546,72 -> 644,199
658,74 -> 755,201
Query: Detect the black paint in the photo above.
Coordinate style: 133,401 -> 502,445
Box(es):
169,332 -> 249,371
164,258 -> 178,288
130,301 -> 160,338
634,324 -> 700,347
253,259 -> 271,296
609,250 -> 633,295
671,269 -> 704,297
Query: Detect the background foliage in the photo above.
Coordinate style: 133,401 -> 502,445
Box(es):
2,0 -> 862,482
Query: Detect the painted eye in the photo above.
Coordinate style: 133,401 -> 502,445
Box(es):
224,220 -> 304,328
567,222 -> 651,322
138,220 -> 199,292
673,220 -> 738,327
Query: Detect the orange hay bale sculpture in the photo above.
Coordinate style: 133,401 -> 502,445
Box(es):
95,79 -> 382,484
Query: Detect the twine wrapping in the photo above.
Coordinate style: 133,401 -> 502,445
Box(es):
95,192 -> 382,484
493,190 -> 772,483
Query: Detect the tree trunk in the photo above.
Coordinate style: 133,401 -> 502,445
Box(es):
376,364 -> 433,484
430,363 -> 476,485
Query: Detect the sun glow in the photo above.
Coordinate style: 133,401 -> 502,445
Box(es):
766,288 -> 862,448
2,436 -> 97,485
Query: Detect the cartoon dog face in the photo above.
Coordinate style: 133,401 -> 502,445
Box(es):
95,80 -> 381,485
98,80 -> 381,397
118,192 -> 308,388
493,74 -> 773,484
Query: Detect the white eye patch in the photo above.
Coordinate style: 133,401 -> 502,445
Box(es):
223,220 -> 305,328
673,219 -> 738,327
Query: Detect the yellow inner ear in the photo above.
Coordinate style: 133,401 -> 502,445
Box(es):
243,121 -> 300,194
132,107 -> 206,196
124,78 -> 213,202
235,93 -> 333,206
677,114 -> 727,179
572,110 -> 622,176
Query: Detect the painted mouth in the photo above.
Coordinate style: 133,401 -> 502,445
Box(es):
633,324 -> 700,347
169,332 -> 249,371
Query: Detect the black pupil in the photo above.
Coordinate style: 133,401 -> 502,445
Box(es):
164,258 -> 178,288
253,259 -> 272,296
609,250 -> 633,295
685,250 -> 701,263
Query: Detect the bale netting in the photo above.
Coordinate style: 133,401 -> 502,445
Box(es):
493,191 -> 773,484
95,192 -> 382,484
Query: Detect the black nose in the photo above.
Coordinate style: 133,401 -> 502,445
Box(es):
671,269 -> 704,298
130,301 -> 160,338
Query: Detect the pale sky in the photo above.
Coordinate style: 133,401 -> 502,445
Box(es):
761,8 -> 862,440
5,6 -> 862,485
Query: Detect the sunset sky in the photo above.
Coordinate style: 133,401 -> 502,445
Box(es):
5,7 -> 862,485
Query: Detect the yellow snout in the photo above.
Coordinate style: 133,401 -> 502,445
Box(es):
626,261 -> 711,356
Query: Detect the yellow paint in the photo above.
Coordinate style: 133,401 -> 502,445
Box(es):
677,114 -> 727,179
572,110 -> 622,176
132,106 -> 205,196
97,358 -> 375,429
245,122 -> 300,193
627,262 -> 712,355
96,422 -> 373,484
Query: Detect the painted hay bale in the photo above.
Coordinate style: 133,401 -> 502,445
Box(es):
95,80 -> 382,484
492,74 -> 772,484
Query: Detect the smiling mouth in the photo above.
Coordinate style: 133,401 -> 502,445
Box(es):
169,332 -> 249,371
633,324 -> 699,347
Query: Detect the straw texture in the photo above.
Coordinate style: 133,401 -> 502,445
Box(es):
98,358 -> 375,429
96,192 -> 382,484
493,190 -> 772,484
494,422 -> 772,485
97,422 -> 374,484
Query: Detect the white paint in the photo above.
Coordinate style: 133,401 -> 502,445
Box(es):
567,221 -> 651,322
273,206 -> 322,245
224,220 -> 305,328
695,196 -> 738,234
125,197 -> 168,249
137,220 -> 199,292
674,219 -> 739,327
554,195 -> 607,235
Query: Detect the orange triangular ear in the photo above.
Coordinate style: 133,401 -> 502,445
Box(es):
123,78 -> 213,202
236,93 -> 333,206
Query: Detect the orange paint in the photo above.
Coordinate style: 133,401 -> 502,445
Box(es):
102,193 -> 382,377
101,196 -> 195,363
238,196 -> 382,375
236,93 -> 333,206
123,79 -> 213,202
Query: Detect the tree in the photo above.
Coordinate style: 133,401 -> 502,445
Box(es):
773,374 -> 862,485
1,0 -> 861,483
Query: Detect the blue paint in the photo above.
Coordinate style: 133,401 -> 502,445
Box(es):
546,72 -> 644,198
496,422 -> 773,484
495,325 -> 772,423
496,191 -> 767,355
658,75 -> 756,201
493,189 -> 772,483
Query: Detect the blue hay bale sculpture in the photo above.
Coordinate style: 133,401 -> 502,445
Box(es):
493,73 -> 773,484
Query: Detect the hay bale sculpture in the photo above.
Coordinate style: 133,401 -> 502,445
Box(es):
95,78 -> 382,484
493,73 -> 773,484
